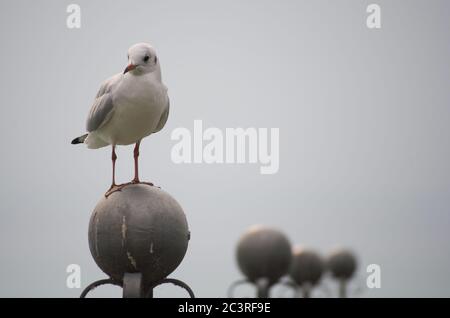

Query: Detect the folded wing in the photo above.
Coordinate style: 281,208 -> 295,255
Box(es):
86,74 -> 121,132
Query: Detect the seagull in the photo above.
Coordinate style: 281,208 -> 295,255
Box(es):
71,43 -> 169,196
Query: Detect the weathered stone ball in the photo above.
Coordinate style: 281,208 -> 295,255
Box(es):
236,225 -> 292,285
327,249 -> 357,280
88,184 -> 190,286
289,247 -> 324,286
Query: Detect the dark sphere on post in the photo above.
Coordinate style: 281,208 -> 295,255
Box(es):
289,247 -> 324,286
236,225 -> 292,285
88,184 -> 190,287
327,249 -> 357,280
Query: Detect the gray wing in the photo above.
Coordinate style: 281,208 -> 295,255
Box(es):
153,97 -> 170,133
86,74 -> 120,132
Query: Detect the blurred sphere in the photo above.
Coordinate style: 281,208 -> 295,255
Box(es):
88,184 -> 190,286
327,249 -> 357,280
289,247 -> 324,286
236,225 -> 292,285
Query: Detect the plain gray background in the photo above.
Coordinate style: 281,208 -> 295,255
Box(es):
0,0 -> 449,297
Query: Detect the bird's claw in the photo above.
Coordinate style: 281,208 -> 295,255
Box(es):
138,181 -> 154,187
105,184 -> 124,198
105,181 -> 156,197
130,179 -> 154,186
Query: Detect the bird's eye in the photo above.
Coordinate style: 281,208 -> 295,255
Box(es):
154,56 -> 158,64
143,55 -> 150,62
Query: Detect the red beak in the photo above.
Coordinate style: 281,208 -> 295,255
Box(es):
124,64 -> 137,74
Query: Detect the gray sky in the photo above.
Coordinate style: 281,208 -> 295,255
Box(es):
0,0 -> 449,297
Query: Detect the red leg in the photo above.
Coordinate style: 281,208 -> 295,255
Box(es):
111,145 -> 117,186
132,141 -> 141,183
105,145 -> 120,197
105,140 -> 154,196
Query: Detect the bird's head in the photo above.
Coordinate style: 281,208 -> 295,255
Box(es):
124,43 -> 159,75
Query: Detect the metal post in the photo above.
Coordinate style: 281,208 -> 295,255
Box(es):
302,285 -> 311,298
232,225 -> 292,299
327,249 -> 357,298
122,273 -> 143,298
339,279 -> 347,298
80,184 -> 195,298
256,278 -> 270,298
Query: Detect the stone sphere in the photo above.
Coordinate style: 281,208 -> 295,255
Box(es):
289,247 -> 324,286
88,184 -> 190,286
327,249 -> 357,280
236,225 -> 292,285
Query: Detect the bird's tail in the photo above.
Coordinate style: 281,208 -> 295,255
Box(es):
71,133 -> 88,145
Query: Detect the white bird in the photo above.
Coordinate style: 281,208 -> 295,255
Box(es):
71,43 -> 170,196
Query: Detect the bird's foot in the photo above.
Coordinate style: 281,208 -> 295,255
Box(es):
105,181 -> 158,197
105,184 -> 128,198
131,179 -> 154,187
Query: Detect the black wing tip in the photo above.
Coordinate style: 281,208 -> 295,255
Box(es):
71,137 -> 81,144
71,134 -> 87,145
